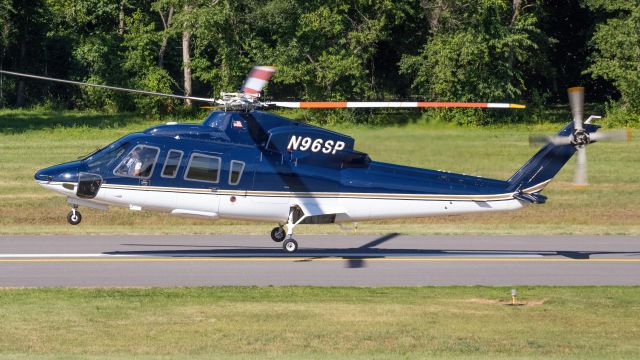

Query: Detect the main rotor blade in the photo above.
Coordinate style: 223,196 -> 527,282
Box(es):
0,70 -> 216,103
568,87 -> 585,131
241,66 -> 276,96
574,145 -> 588,187
267,101 -> 526,109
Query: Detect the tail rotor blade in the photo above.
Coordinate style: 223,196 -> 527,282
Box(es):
528,135 -> 551,147
573,145 -> 588,187
590,129 -> 633,143
568,87 -> 585,131
528,134 -> 573,147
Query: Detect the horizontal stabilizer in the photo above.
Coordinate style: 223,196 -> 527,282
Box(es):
514,192 -> 547,204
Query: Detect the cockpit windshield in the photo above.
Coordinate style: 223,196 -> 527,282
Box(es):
83,139 -> 130,172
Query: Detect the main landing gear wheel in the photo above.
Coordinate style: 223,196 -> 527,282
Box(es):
283,239 -> 298,254
67,210 -> 82,225
270,227 -> 286,242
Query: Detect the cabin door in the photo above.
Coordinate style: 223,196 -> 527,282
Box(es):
217,148 -> 261,220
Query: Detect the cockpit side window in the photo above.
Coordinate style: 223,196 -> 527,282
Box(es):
161,150 -> 183,178
114,145 -> 160,179
229,160 -> 245,185
184,153 -> 221,183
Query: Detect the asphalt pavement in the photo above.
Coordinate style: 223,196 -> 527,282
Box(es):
1,234 -> 639,286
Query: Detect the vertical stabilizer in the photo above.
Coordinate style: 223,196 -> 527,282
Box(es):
507,122 -> 600,192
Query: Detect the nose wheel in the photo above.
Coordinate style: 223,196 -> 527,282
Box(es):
270,226 -> 286,242
67,208 -> 82,225
283,238 -> 298,253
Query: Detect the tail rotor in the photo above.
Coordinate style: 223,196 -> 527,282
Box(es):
568,87 -> 589,186
528,87 -> 632,188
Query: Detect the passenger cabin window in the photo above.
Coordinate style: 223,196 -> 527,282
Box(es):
114,145 -> 160,178
229,160 -> 245,185
185,153 -> 221,183
161,150 -> 183,178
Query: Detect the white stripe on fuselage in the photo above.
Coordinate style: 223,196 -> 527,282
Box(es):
37,181 -> 534,223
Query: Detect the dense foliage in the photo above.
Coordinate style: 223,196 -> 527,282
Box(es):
0,0 -> 638,124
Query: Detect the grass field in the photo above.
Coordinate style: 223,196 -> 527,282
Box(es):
1,112 -> 639,360
0,109 -> 639,235
0,286 -> 638,359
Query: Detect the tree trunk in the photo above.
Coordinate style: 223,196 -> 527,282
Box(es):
158,6 -> 174,68
0,55 -> 4,104
507,0 -> 523,70
182,5 -> 192,107
421,0 -> 445,35
118,1 -> 125,35
510,0 -> 523,28
16,40 -> 26,107
0,20 -> 7,104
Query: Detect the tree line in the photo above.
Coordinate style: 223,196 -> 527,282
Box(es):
0,0 -> 638,125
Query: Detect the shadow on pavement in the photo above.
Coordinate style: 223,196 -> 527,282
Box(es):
105,233 -> 640,269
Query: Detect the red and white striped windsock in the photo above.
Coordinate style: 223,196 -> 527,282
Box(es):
241,66 -> 276,96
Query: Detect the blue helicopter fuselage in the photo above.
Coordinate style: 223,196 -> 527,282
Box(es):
35,110 -> 588,224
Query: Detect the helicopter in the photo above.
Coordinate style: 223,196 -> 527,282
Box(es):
0,67 -> 630,253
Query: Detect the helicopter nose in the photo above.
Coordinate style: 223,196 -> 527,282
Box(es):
34,161 -> 83,183
34,168 -> 53,182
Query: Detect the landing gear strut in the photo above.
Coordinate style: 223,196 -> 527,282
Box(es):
67,206 -> 82,225
276,207 -> 307,254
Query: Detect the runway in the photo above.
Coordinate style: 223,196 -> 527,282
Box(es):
1,234 -> 639,286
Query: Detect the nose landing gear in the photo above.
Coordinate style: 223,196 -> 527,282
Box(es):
67,206 -> 82,225
274,207 -> 307,254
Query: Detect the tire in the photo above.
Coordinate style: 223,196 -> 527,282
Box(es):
67,211 -> 82,225
270,227 -> 286,242
283,238 -> 298,254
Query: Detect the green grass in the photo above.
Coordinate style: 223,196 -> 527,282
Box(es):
1,111 -> 639,359
0,287 -> 638,359
1,109 -> 639,235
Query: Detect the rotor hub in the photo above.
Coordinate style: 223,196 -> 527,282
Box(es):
571,129 -> 590,147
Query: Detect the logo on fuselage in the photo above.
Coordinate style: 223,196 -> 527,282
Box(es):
287,135 -> 346,154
